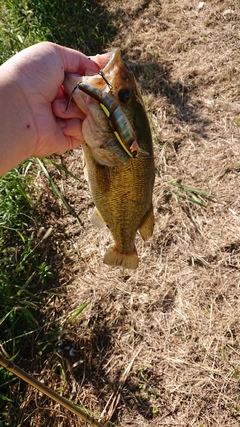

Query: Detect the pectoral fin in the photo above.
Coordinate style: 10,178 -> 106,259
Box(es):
138,205 -> 154,241
91,207 -> 106,229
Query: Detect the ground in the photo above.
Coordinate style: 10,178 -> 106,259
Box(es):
20,1 -> 240,426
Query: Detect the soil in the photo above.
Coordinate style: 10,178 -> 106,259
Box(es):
20,1 -> 240,426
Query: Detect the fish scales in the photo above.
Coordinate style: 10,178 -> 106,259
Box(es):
83,144 -> 154,260
64,49 -> 155,269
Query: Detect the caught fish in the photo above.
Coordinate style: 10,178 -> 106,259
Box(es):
64,49 -> 155,269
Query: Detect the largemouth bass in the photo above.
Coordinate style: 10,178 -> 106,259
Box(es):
64,49 -> 155,269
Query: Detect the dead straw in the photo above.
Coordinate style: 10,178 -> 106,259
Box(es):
0,353 -> 105,427
101,347 -> 142,421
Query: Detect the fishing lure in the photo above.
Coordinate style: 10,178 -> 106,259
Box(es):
66,72 -> 148,158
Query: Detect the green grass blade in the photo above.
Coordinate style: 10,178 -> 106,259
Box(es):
170,181 -> 215,198
43,158 -> 83,183
14,175 -> 32,207
169,180 -> 216,207
0,393 -> 14,402
69,302 -> 90,322
0,309 -> 14,326
172,190 -> 206,207
37,159 -> 83,226
0,225 -> 26,242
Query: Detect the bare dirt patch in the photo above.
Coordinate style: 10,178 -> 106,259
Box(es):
20,1 -> 240,426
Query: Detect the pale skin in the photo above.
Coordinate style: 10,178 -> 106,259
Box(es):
0,42 -> 100,176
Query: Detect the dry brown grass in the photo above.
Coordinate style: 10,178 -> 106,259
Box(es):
17,1 -> 240,426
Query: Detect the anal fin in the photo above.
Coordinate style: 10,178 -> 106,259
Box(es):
138,205 -> 154,241
91,207 -> 106,229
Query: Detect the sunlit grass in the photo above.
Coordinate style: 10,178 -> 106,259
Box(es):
0,0 -> 115,63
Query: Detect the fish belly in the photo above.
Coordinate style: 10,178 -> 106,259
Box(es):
82,143 -> 154,269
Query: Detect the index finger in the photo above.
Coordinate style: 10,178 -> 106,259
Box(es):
58,45 -> 100,75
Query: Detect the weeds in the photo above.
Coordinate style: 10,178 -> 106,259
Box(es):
168,179 -> 216,207
0,166 -> 50,369
0,158 -> 86,423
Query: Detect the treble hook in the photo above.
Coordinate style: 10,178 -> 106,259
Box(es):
99,70 -> 113,92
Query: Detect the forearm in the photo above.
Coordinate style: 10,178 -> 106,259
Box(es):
0,61 -> 37,176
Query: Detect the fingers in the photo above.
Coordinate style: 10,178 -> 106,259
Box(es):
32,117 -> 85,158
89,51 -> 112,70
52,98 -> 86,121
56,117 -> 85,150
58,44 -> 100,75
52,98 -> 86,155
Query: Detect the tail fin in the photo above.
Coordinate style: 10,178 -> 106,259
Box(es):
103,246 -> 138,269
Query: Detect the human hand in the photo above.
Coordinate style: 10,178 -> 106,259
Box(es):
0,42 -> 99,174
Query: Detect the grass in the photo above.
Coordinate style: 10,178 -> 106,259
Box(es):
2,1 -> 239,426
0,0 -> 115,61
0,164 -> 54,423
0,1 -> 114,425
0,162 -> 91,425
0,1 -> 212,422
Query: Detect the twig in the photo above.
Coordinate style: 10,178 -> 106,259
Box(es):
0,353 -> 104,427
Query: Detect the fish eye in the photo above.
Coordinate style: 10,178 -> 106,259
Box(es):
118,88 -> 131,103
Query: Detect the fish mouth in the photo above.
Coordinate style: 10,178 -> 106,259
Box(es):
64,49 -> 146,167
88,48 -> 121,77
101,48 -> 121,75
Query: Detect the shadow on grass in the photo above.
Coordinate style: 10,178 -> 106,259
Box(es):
0,2 -> 210,424
128,58 -> 210,141
28,0 -> 118,54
